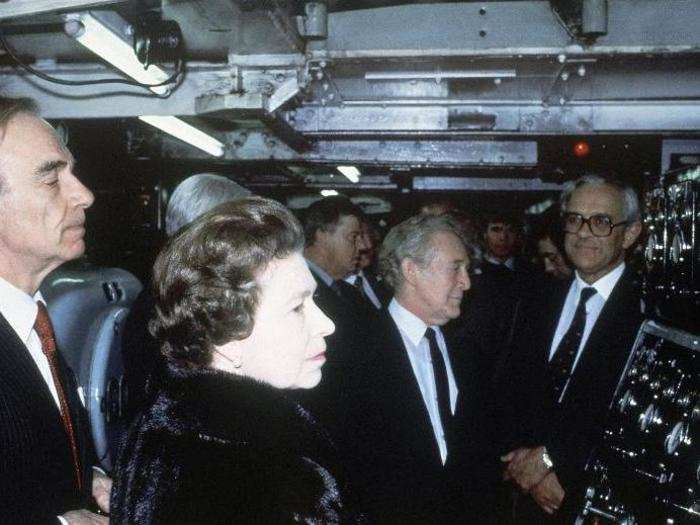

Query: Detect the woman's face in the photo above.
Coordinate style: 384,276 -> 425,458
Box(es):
213,252 -> 335,389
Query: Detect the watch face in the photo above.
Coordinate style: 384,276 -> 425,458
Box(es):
542,452 -> 554,469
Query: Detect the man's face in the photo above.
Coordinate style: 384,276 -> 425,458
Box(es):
0,112 -> 94,280
357,221 -> 376,270
537,237 -> 572,280
408,231 -> 471,326
318,214 -> 364,279
484,221 -> 517,260
563,183 -> 641,284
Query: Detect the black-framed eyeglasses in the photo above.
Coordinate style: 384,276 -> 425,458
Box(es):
562,212 -> 629,238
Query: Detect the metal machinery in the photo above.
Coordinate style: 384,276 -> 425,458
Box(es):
1,1 -> 700,194
644,166 -> 700,332
577,168 -> 700,523
576,321 -> 699,524
2,0 -> 700,515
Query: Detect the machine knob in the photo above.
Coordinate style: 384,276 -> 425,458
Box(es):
619,514 -> 638,525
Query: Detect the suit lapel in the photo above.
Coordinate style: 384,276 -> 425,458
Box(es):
563,270 -> 641,404
380,314 -> 443,466
0,312 -> 63,416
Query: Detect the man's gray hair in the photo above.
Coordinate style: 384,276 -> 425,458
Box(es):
0,96 -> 40,195
165,173 -> 253,236
560,174 -> 640,223
379,213 -> 469,292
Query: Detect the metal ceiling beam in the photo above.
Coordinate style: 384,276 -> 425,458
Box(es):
413,176 -> 564,192
0,0 -> 128,20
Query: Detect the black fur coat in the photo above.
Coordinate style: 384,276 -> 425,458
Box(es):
110,363 -> 361,524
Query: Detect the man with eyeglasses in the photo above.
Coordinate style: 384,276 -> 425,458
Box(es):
497,174 -> 643,523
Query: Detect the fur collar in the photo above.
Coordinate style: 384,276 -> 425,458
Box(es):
147,363 -> 330,455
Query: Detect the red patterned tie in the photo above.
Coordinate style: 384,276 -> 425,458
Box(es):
34,302 -> 83,491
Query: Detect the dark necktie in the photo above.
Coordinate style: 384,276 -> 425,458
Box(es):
333,279 -> 363,305
35,302 -> 82,491
424,328 -> 453,440
549,287 -> 597,400
353,274 -> 366,300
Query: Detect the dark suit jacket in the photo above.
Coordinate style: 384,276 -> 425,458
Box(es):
362,269 -> 392,309
447,259 -> 550,389
500,266 -> 644,518
311,309 -> 499,523
0,312 -> 94,523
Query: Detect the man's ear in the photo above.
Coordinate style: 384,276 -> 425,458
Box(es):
401,258 -> 418,287
623,220 -> 642,249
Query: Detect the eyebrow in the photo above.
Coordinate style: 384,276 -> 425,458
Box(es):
287,284 -> 316,304
35,159 -> 68,177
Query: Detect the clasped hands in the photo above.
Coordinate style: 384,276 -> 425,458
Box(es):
501,446 -> 565,515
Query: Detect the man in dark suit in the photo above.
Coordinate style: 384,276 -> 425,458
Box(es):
319,213 -> 499,523
500,174 -> 643,523
345,217 -> 391,310
302,196 -> 376,336
0,97 -> 110,523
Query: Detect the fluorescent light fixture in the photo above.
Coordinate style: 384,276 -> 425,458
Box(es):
337,165 -> 360,183
365,69 -> 516,81
139,116 -> 225,157
64,12 -> 171,95
320,189 -> 339,197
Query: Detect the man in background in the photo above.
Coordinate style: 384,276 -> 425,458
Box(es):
122,173 -> 252,420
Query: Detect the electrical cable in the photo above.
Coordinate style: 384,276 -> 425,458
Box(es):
0,28 -> 183,96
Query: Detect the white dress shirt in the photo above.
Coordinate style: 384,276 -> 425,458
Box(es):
388,298 -> 458,464
484,254 -> 516,270
0,277 -> 60,408
548,262 -> 625,399
345,270 -> 382,309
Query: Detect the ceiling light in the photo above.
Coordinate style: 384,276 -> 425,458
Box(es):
365,69 -> 516,81
337,166 -> 360,183
139,116 -> 225,157
320,189 -> 339,197
64,11 -> 171,95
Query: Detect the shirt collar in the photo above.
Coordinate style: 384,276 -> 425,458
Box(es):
484,254 -> 515,270
574,262 -> 625,301
0,276 -> 43,345
305,258 -> 334,287
344,269 -> 366,285
389,297 -> 441,347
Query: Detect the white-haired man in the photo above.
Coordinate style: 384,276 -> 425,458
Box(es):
319,213 -> 499,523
500,174 -> 643,523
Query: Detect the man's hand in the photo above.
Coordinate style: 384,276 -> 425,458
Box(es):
92,470 -> 112,514
501,446 -> 551,492
530,471 -> 565,515
62,509 -> 108,524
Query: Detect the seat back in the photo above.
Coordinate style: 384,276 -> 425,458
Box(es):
41,266 -> 143,471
